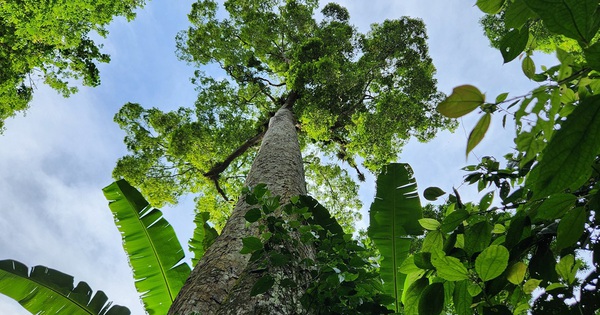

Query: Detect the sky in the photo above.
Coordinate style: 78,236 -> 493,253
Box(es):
0,1 -> 556,314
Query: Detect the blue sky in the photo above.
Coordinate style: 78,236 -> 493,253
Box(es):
0,1 -> 556,313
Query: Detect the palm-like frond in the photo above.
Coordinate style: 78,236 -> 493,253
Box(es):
368,163 -> 424,313
0,259 -> 130,315
103,179 -> 191,315
188,211 -> 218,267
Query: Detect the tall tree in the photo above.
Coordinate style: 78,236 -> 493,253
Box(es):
0,0 -> 146,131
113,0 -> 454,231
112,0 -> 453,313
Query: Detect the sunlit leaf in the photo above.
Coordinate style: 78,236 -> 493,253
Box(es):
453,280 -> 473,315
419,218 -> 441,231
475,245 -> 509,281
403,277 -> 428,315
522,56 -> 536,78
528,95 -> 600,199
476,0 -> 505,14
437,85 -> 485,118
555,254 -> 581,285
465,221 -> 493,254
505,0 -> 536,29
441,210 -> 470,233
189,211 -> 219,267
103,180 -> 190,314
523,0 -> 600,43
368,163 -> 423,312
431,251 -> 469,281
467,113 -> 491,156
0,260 -> 130,315
506,262 -> 527,284
523,278 -> 542,294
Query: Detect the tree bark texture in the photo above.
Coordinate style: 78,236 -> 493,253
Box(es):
169,97 -> 314,314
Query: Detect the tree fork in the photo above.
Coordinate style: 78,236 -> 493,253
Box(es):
169,92 -> 314,314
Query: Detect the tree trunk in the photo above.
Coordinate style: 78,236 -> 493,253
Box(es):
169,94 -> 314,314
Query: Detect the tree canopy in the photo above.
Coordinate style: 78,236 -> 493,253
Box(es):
113,0 -> 454,229
0,0 -> 146,131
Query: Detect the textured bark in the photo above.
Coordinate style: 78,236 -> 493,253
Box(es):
169,93 -> 314,315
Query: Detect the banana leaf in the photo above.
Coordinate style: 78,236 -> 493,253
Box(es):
188,211 -> 218,267
0,259 -> 130,315
368,163 -> 424,313
103,179 -> 191,315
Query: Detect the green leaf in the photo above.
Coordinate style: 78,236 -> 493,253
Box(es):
476,0 -> 505,14
402,277 -> 428,315
523,0 -> 600,43
398,256 -> 422,274
419,218 -> 441,231
534,193 -> 577,221
250,275 -> 275,296
431,250 -> 470,281
418,282 -> 445,315
475,245 -> 509,281
424,186 -> 446,201
244,207 -> 262,223
505,0 -> 536,29
0,259 -> 130,315
495,92 -> 509,103
555,254 -> 581,285
103,180 -> 190,314
499,28 -> 529,63
189,211 -> 219,267
368,163 -> 423,312
240,236 -> 263,254
479,191 -> 494,211
585,42 -> 600,71
422,230 -> 445,253
464,221 -> 493,254
546,282 -> 567,291
441,210 -> 470,233
522,56 -> 536,79
437,85 -> 485,118
467,113 -> 491,156
506,261 -> 527,284
556,207 -> 587,250
523,278 -> 541,294
453,280 -> 473,315
528,95 -> 600,199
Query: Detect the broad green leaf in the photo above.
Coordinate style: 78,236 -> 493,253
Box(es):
522,56 -> 536,79
492,224 -> 506,234
437,85 -> 485,118
403,277 -> 428,315
546,283 -> 568,291
495,92 -> 509,103
422,230 -> 445,253
506,262 -> 527,284
424,186 -> 446,201
467,113 -> 491,156
431,250 -> 469,281
499,28 -> 529,63
464,221 -> 493,254
585,42 -> 600,71
475,245 -> 509,281
523,0 -> 600,43
467,282 -> 482,297
555,254 -> 581,285
476,0 -> 505,14
418,282 -> 445,315
419,218 -> 441,230
398,256 -> 422,274
505,0 -> 536,29
0,259 -> 130,315
189,211 -> 219,267
533,193 -> 576,221
244,207 -> 262,223
103,180 -> 190,314
523,278 -> 542,294
250,275 -> 275,296
479,191 -> 494,211
528,95 -> 600,199
414,252 -> 434,270
368,163 -> 423,313
240,236 -> 263,254
441,210 -> 470,233
556,207 -> 587,250
453,280 -> 473,315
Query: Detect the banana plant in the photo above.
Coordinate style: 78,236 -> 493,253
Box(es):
0,259 -> 130,315
368,163 -> 424,313
103,179 -> 192,315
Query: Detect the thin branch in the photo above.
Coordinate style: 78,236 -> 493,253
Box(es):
212,178 -> 230,202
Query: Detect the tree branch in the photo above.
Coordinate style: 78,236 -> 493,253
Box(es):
203,128 -> 266,180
